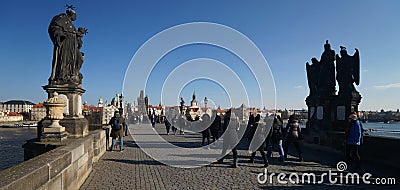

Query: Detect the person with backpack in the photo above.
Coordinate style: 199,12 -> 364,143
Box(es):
346,113 -> 362,170
267,115 -> 285,162
109,110 -> 126,152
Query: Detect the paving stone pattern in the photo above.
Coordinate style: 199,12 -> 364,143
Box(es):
80,124 -> 399,190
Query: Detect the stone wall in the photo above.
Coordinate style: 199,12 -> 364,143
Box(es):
0,130 -> 106,190
360,135 -> 400,169
304,133 -> 400,169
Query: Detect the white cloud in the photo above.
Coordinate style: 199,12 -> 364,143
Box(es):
294,85 -> 304,89
373,83 -> 400,90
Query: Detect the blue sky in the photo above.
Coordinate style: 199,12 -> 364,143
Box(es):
1,0 -> 399,111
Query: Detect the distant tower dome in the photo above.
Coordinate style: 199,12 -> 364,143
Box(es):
98,97 -> 103,107
191,90 -> 198,107
111,93 -> 120,107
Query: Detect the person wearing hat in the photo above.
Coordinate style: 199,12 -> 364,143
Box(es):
346,113 -> 362,170
109,110 -> 126,151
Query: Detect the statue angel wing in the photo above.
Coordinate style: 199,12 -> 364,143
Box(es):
352,49 -> 360,85
306,62 -> 312,87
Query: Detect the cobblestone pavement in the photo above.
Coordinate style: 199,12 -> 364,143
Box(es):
80,124 -> 399,190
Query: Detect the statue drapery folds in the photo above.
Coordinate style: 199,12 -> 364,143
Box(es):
48,5 -> 87,86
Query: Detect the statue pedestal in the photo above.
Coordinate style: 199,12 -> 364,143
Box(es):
41,124 -> 67,142
305,91 -> 362,149
42,84 -> 89,138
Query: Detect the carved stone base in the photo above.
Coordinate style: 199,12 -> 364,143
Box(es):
305,91 -> 362,150
41,131 -> 68,142
39,118 -> 88,138
42,84 -> 89,138
60,117 -> 89,138
43,126 -> 65,133
43,84 -> 85,117
41,126 -> 67,142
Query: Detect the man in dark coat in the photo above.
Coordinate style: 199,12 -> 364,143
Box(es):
217,111 -> 239,168
248,115 -> 270,167
109,110 -> 126,151
165,118 -> 172,135
283,114 -> 303,161
210,111 -> 221,142
201,114 -> 211,146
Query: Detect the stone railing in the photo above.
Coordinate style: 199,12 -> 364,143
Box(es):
0,130 -> 106,190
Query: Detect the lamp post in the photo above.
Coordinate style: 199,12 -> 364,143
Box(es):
204,97 -> 208,111
119,93 -> 123,115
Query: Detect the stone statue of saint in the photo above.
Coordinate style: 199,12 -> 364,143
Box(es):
48,5 -> 87,86
318,40 -> 336,96
180,97 -> 185,114
306,57 -> 320,97
335,46 -> 360,96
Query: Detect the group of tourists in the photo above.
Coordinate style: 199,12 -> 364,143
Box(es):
107,108 -> 363,170
217,112 -> 304,168
163,115 -> 188,135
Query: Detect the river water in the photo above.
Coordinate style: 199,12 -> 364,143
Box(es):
362,122 -> 400,139
0,127 -> 37,171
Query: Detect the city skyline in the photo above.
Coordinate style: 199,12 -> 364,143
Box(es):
1,1 -> 400,110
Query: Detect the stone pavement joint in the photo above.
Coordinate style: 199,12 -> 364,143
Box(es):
80,124 -> 398,190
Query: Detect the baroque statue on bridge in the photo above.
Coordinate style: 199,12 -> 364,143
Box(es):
48,5 -> 87,86
336,46 -> 360,96
318,40 -> 336,96
306,41 -> 360,98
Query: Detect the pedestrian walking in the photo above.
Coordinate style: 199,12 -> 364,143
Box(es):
211,111 -> 221,143
283,114 -> 303,162
109,110 -> 126,152
267,115 -> 285,161
172,116 -> 177,135
150,113 -> 156,128
165,118 -> 171,135
201,114 -> 211,146
217,111 -> 239,168
178,115 -> 186,135
246,113 -> 256,139
248,114 -> 270,167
